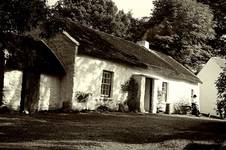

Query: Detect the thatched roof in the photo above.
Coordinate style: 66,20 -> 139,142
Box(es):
61,20 -> 200,83
30,19 -> 200,83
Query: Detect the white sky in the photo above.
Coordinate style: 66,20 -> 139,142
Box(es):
113,0 -> 153,18
47,0 -> 154,18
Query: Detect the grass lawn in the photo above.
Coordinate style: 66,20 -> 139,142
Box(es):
0,112 -> 226,149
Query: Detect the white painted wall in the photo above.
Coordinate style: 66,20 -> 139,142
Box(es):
136,75 -> 146,113
169,81 -> 199,104
152,79 -> 160,113
198,58 -> 222,115
72,55 -> 133,111
72,55 -> 199,113
3,70 -> 23,111
2,55 -> 199,113
144,78 -> 151,112
38,74 -> 61,111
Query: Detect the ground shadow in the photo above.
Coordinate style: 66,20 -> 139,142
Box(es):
0,113 -> 226,145
184,143 -> 226,150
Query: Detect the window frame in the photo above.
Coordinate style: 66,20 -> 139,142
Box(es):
162,82 -> 168,102
100,70 -> 113,98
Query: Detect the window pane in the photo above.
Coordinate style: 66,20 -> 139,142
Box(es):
162,82 -> 168,102
101,71 -> 113,97
191,89 -> 194,98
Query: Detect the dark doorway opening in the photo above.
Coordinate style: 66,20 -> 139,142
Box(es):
144,78 -> 154,112
148,78 -> 153,112
20,71 -> 40,113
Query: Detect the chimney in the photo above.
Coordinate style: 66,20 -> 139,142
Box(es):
137,40 -> 150,49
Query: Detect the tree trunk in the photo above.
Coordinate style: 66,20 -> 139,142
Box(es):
0,49 -> 4,106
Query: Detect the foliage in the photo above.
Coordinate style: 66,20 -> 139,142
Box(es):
0,0 -> 48,34
75,92 -> 92,103
94,97 -> 115,112
157,90 -> 165,113
216,100 -> 226,119
191,102 -> 200,116
117,102 -> 129,112
216,72 -> 226,96
53,0 -> 146,41
0,105 -> 11,113
197,0 -> 226,56
97,105 -> 112,112
144,0 -> 215,73
174,101 -> 190,114
121,77 -> 139,112
215,72 -> 226,118
0,0 -> 50,105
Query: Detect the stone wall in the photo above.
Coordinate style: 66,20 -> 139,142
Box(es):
3,70 -> 23,111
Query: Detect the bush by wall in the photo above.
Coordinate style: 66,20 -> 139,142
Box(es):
215,72 -> 226,119
174,101 -> 191,114
121,77 -> 139,112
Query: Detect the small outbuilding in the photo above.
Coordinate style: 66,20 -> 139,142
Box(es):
198,57 -> 226,116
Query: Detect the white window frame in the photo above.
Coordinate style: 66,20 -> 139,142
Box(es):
162,82 -> 168,102
101,70 -> 113,98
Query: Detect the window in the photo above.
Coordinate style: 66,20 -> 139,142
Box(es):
101,70 -> 113,97
162,82 -> 168,102
191,89 -> 197,103
191,89 -> 194,99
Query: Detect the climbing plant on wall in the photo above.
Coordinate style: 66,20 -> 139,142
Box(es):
121,77 -> 139,112
215,72 -> 226,118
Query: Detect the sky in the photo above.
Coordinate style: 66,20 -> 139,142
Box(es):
113,0 -> 153,18
47,0 -> 154,18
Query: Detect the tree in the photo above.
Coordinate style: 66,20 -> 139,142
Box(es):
197,0 -> 226,56
144,0 -> 215,73
0,0 -> 48,105
215,72 -> 226,118
53,0 -> 145,40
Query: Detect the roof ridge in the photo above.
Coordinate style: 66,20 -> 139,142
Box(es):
148,50 -> 179,73
95,29 -> 195,77
67,19 -> 149,51
155,51 -> 197,76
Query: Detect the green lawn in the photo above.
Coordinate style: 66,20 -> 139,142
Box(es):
0,112 -> 226,149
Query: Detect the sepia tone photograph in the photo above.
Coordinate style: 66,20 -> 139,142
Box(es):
0,0 -> 226,149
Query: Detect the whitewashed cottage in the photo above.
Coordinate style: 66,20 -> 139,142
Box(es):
2,20 -> 201,113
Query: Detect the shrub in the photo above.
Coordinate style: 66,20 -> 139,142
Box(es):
121,77 -> 139,112
118,102 -> 129,112
215,72 -> 226,119
174,101 -> 191,114
0,105 -> 10,113
157,90 -> 164,113
97,105 -> 111,112
94,97 -> 117,112
191,102 -> 200,116
75,92 -> 92,103
216,98 -> 226,119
